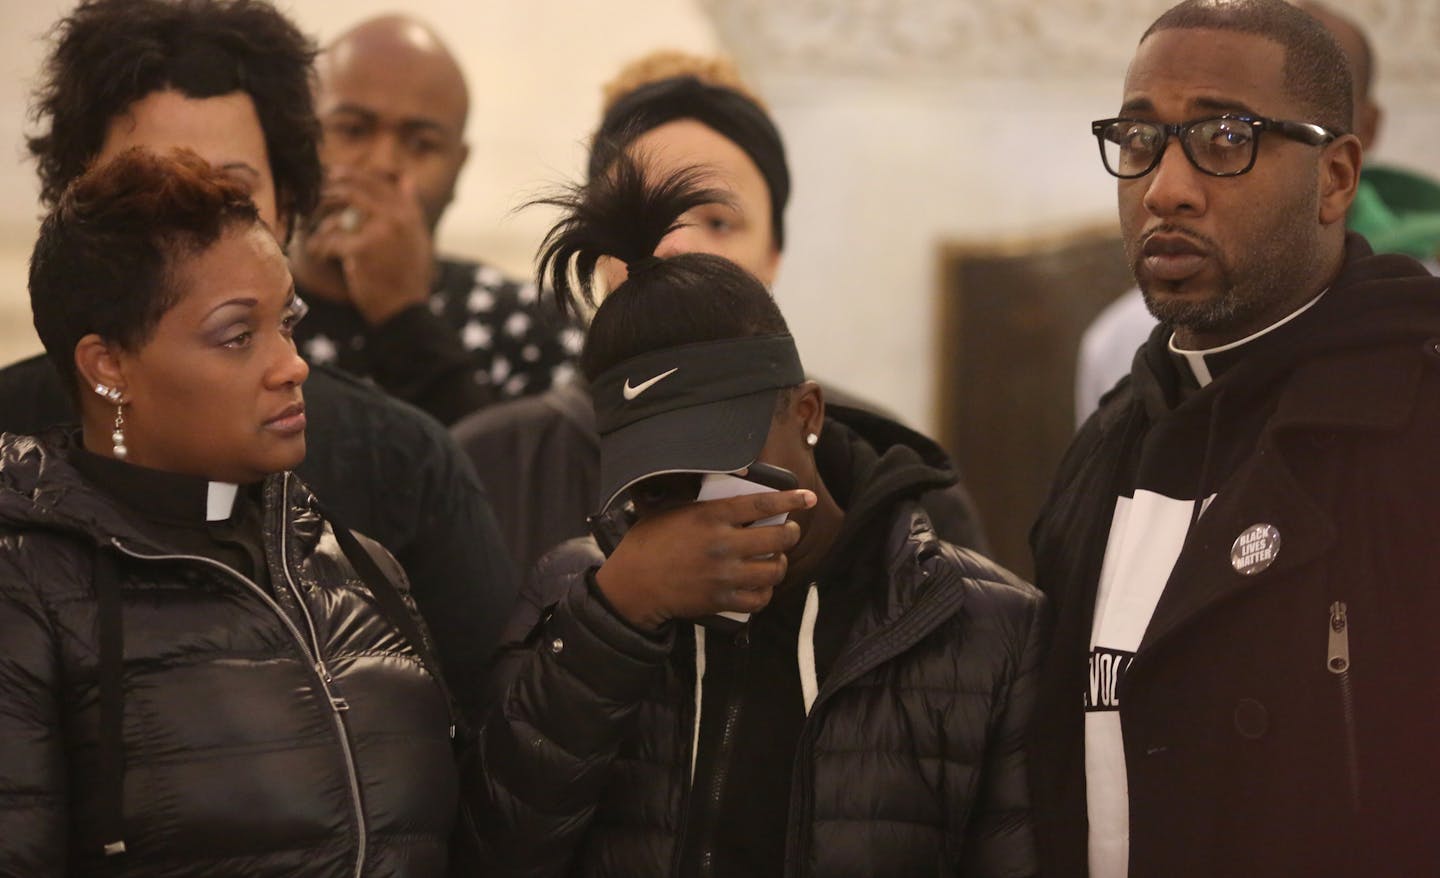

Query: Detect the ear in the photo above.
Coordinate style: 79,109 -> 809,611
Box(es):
442,141 -> 470,201
1318,133 -> 1363,226
74,334 -> 128,401
758,245 -> 782,288
1356,101 -> 1382,153
276,204 -> 296,247
792,380 -> 826,439
431,141 -> 470,229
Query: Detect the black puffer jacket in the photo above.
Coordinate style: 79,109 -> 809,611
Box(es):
0,432 -> 458,877
0,355 -> 518,727
470,438 -> 1045,877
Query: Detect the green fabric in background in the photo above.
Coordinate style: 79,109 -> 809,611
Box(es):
1348,164 -> 1440,261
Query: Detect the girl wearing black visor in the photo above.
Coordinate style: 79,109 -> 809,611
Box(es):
469,155 -> 1047,877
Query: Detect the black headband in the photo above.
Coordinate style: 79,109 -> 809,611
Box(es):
589,75 -> 790,250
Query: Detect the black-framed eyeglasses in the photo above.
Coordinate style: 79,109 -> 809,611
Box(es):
1091,114 -> 1340,179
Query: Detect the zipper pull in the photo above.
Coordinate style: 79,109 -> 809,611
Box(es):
1327,601 -> 1350,674
734,621 -> 750,649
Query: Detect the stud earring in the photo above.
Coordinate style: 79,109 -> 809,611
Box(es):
806,432 -> 819,448
94,383 -> 123,404
111,404 -> 128,460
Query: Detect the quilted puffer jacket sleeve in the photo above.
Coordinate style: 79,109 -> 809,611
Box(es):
0,540 -> 67,876
464,540 -> 673,877
959,581 -> 1049,878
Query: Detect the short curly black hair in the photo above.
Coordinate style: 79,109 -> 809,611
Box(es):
30,148 -> 262,395
1143,0 -> 1353,135
27,0 -> 320,239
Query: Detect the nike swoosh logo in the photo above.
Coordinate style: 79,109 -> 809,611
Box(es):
623,367 -> 679,400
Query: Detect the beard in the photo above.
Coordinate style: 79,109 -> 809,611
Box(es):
1128,181 -> 1322,343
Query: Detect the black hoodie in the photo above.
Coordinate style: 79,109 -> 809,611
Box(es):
677,415 -> 958,877
1128,235 -> 1440,493
471,398 -> 1045,877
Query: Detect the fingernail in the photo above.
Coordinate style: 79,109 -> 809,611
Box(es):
800,489 -> 816,506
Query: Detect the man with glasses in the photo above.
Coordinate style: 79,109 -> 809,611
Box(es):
1027,1 -> 1440,875
1074,1 -> 1440,426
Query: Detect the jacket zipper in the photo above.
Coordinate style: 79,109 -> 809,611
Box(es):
278,475 -> 366,877
109,479 -> 367,878
1327,600 -> 1360,813
692,624 -> 750,877
667,627 -> 699,878
783,565 -> 953,875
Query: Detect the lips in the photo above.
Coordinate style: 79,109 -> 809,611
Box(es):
264,401 -> 306,435
1140,231 -> 1209,282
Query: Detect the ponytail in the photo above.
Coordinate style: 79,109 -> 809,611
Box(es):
530,150 -> 789,381
531,151 -> 729,316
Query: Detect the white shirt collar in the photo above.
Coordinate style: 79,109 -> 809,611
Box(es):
1168,289 -> 1329,387
206,482 -> 240,522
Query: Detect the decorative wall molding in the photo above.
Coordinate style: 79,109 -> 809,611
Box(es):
701,0 -> 1440,88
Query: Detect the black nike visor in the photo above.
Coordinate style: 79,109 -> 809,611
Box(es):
590,333 -> 806,512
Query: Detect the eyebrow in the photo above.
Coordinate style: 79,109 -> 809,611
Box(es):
326,102 -> 377,121
1192,96 -> 1259,116
326,102 -> 454,137
218,162 -> 261,180
203,283 -> 297,323
1119,95 -> 1261,117
206,297 -> 259,319
1120,96 -> 1155,115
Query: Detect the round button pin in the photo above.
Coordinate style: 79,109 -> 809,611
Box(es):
1231,524 -> 1281,575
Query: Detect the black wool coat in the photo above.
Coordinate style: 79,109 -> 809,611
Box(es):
1029,244 -> 1440,877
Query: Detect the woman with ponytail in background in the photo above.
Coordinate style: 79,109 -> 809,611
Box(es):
467,155 -> 1046,877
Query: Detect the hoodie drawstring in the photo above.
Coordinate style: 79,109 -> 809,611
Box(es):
690,624 -> 706,785
798,584 -> 820,716
689,582 -> 821,785
94,551 -> 127,856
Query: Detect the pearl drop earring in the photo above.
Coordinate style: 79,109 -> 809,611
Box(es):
95,384 -> 128,459
111,405 -> 128,460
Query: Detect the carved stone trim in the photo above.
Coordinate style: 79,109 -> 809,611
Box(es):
700,0 -> 1440,88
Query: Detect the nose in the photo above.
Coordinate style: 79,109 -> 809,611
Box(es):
1140,139 -> 1207,218
359,130 -> 403,180
268,338 -> 309,390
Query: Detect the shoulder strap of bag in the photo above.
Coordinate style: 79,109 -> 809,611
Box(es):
322,508 -> 464,742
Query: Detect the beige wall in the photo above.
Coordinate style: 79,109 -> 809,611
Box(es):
710,0 -> 1440,429
1,0 -> 1437,430
0,236 -> 31,367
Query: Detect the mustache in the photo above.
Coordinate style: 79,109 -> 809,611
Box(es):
1137,223 -> 1220,256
